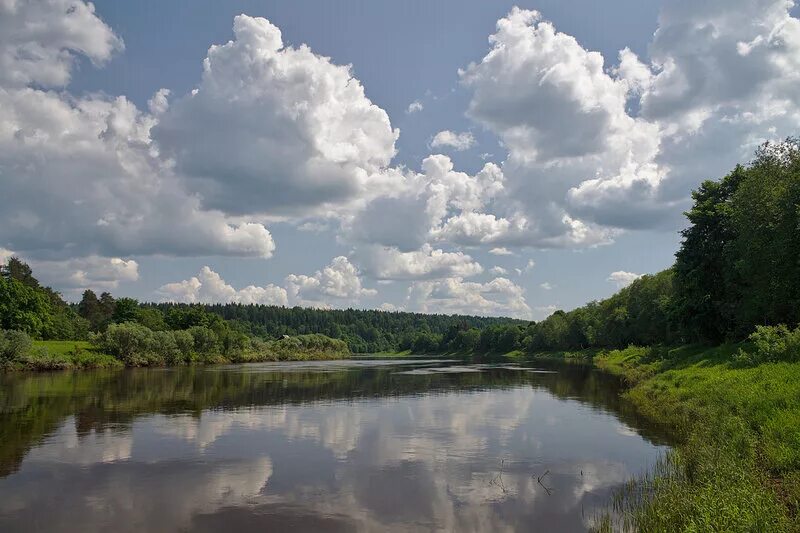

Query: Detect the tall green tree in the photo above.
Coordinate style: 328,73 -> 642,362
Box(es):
0,257 -> 40,289
730,139 -> 800,332
673,167 -> 744,342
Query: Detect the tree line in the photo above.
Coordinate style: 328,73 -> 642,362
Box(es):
0,255 -> 526,354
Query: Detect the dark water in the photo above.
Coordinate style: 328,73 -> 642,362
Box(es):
0,358 -> 669,532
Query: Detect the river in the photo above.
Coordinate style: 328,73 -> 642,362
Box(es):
0,358 -> 669,532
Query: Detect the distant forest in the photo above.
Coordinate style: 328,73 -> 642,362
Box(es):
145,302 -> 526,354
2,139 -> 799,356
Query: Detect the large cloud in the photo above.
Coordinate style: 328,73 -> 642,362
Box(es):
286,256 -> 377,308
356,244 -> 483,281
345,155 -> 505,251
460,8 -> 667,244
570,0 -> 800,226
407,277 -> 531,319
155,15 -> 399,217
0,3 -> 276,262
459,2 -> 800,244
158,266 -> 288,306
0,88 -> 276,259
0,0 -> 122,88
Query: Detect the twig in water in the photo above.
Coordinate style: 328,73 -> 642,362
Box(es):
488,459 -> 509,494
533,469 -> 553,495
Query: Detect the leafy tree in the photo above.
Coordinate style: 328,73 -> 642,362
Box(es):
673,168 -> 743,342
730,139 -> 800,332
0,257 -> 39,288
136,308 -> 167,331
0,277 -> 51,336
112,297 -> 139,324
42,309 -> 90,341
454,328 -> 481,352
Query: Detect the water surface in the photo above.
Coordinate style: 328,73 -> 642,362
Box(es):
0,358 -> 669,532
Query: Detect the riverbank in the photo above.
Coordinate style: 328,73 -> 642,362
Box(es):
1,334 -> 350,372
518,345 -> 800,531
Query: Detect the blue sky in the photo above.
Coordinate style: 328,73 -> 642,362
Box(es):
1,0 -> 798,318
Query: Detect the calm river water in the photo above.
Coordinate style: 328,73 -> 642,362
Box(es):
0,358 -> 669,532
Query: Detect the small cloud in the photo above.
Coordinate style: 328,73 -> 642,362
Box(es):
533,305 -> 559,320
0,248 -> 14,265
406,100 -> 424,114
607,271 -> 642,288
430,130 -> 476,151
540,282 -> 553,290
525,259 -> 536,271
490,266 -> 508,275
489,247 -> 513,256
379,302 -> 403,311
297,220 -> 330,233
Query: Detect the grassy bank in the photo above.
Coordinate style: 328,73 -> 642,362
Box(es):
16,340 -> 122,371
525,345 -> 800,531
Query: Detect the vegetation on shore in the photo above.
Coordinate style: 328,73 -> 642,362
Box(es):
524,337 -> 800,531
0,329 -> 348,371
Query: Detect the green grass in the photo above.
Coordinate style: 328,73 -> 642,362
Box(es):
23,340 -> 122,370
545,344 -> 800,531
32,340 -> 92,355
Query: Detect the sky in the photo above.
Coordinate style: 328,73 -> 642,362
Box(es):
1,0 -> 799,319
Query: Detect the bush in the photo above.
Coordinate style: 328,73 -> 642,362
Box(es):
222,330 -> 250,356
151,330 -> 180,365
95,322 -> 174,366
188,326 -> 220,354
734,325 -> 800,366
267,334 -> 349,360
0,330 -> 33,364
20,346 -> 73,371
42,311 -> 90,341
172,330 -> 194,362
95,322 -> 153,364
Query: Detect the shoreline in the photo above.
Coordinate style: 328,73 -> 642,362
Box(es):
1,338 -> 351,372
513,345 -> 799,531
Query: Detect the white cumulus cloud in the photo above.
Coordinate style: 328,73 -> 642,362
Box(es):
607,271 -> 642,288
356,244 -> 483,281
286,256 -> 376,308
430,130 -> 476,151
0,3 -> 276,262
158,266 -> 288,305
154,14 -> 400,217
408,277 -> 531,319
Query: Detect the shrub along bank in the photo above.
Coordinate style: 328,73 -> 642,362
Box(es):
0,326 -> 349,371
